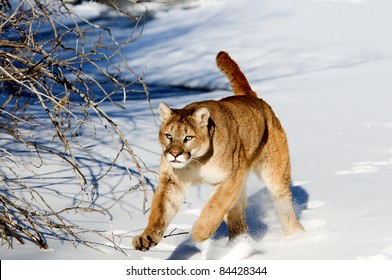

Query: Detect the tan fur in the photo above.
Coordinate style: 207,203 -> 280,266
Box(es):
132,51 -> 304,251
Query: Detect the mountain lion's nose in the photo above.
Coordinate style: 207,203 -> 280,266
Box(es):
170,151 -> 181,158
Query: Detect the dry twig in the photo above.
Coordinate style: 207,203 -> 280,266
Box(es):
0,0 -> 151,253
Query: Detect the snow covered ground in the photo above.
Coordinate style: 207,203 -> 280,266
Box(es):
2,0 -> 392,263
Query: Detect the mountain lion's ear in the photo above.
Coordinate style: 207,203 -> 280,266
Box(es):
159,103 -> 173,123
193,107 -> 210,127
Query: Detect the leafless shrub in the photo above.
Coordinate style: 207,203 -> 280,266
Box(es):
0,0 -> 150,253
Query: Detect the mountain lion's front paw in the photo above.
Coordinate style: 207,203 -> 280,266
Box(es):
132,230 -> 162,251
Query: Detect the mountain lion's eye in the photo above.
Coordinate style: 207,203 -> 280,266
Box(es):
184,136 -> 194,142
165,134 -> 172,140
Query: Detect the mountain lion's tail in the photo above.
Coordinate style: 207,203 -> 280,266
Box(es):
216,51 -> 257,98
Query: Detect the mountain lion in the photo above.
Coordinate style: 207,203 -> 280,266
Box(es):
132,51 -> 304,251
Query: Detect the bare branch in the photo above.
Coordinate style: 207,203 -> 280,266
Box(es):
0,0 -> 152,253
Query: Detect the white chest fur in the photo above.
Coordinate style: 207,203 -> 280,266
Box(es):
175,161 -> 229,186
198,164 -> 228,185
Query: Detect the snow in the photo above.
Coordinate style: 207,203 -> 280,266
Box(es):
2,0 -> 392,265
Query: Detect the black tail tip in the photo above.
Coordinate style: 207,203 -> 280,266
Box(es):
216,51 -> 233,67
216,51 -> 229,60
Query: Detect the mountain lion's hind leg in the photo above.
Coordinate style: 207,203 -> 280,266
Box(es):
255,138 -> 304,235
224,185 -> 248,240
259,162 -> 305,235
267,181 -> 304,235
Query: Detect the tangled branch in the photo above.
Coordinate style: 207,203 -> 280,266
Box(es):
0,0 -> 151,252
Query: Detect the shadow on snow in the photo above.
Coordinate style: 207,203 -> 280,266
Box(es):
167,184 -> 309,260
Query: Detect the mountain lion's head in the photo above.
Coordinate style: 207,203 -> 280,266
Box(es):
158,103 -> 211,169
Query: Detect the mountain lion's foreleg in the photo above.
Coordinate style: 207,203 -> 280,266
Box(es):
132,172 -> 185,251
192,173 -> 246,242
